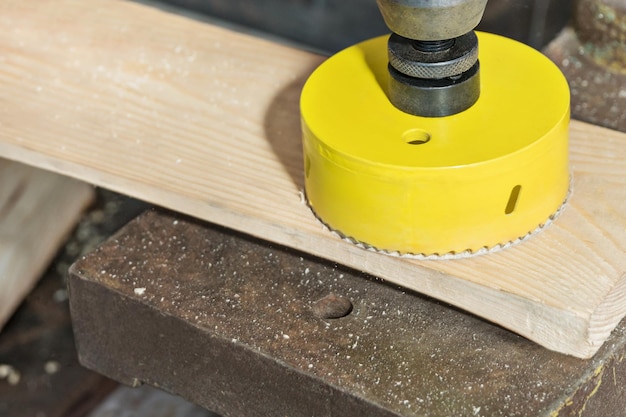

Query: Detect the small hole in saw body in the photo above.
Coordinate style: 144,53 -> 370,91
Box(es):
403,129 -> 431,145
505,185 -> 522,215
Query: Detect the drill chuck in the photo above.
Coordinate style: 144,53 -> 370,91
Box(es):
376,0 -> 487,117
376,0 -> 488,40
388,32 -> 478,80
387,31 -> 480,117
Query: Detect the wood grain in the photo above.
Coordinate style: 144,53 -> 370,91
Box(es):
1,0 -> 625,357
0,159 -> 93,331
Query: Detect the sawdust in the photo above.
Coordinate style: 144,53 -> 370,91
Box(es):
0,364 -> 21,386
74,210 -> 591,417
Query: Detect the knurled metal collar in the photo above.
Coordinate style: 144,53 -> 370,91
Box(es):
388,31 -> 478,79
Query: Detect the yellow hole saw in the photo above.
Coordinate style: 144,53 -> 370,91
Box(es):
300,1 -> 570,257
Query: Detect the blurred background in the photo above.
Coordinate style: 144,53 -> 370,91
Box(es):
157,0 -> 573,53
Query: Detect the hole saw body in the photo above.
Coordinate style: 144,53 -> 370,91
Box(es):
300,2 -> 570,257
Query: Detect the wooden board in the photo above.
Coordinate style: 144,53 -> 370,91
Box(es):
0,0 -> 625,358
0,159 -> 93,330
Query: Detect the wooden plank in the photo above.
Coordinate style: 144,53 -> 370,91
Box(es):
0,159 -> 93,330
0,0 -> 625,357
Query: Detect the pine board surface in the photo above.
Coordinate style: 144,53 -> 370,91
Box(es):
1,0 -> 625,357
0,159 -> 93,330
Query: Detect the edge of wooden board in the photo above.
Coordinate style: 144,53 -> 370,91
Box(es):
0,159 -> 94,330
1,0 -> 625,357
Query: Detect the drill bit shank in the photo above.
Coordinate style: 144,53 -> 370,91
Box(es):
376,0 -> 488,116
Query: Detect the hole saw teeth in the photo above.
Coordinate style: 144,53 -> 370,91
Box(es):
308,186 -> 571,260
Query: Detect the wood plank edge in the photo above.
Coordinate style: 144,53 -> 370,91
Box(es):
588,273 -> 626,351
0,161 -> 94,330
0,143 -> 601,358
